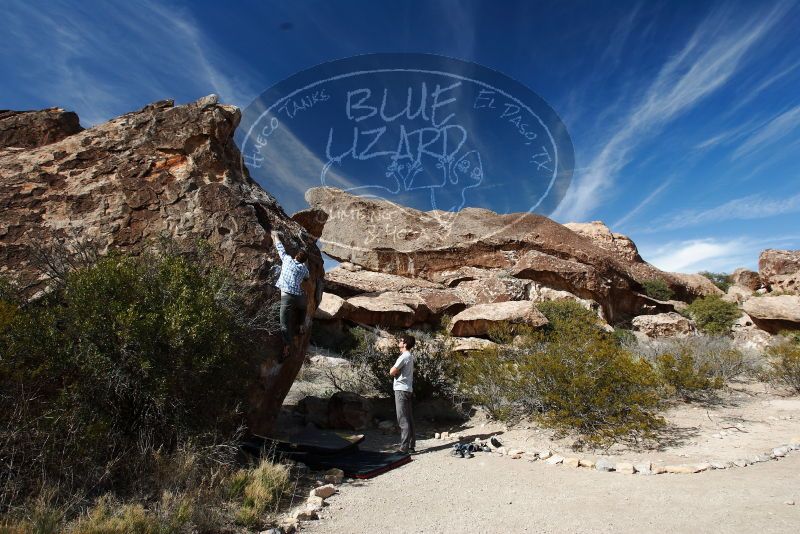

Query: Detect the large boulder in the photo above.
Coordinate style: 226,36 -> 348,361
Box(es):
0,108 -> 82,149
722,284 -> 753,305
667,272 -> 723,297
448,301 -> 548,337
742,295 -> 800,333
314,292 -> 355,320
324,264 -> 443,298
563,221 -> 642,262
305,187 -> 706,322
731,268 -> 762,291
454,276 -> 529,305
631,312 -> 697,338
759,249 -> 800,294
0,97 -> 324,435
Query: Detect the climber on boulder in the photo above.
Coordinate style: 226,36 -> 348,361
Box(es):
271,230 -> 310,360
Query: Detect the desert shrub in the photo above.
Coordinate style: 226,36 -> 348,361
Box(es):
456,346 -> 518,420
0,245 -> 273,513
685,295 -> 740,335
654,350 -> 723,401
457,302 -> 665,447
517,329 -> 665,448
231,459 -> 292,527
700,271 -> 733,292
626,335 -> 755,382
611,328 -> 636,347
334,328 -> 458,401
767,339 -> 800,393
642,279 -> 674,301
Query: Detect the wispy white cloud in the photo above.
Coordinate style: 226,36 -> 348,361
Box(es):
1,0 -> 256,125
732,104 -> 800,160
612,177 -> 673,229
643,234 -> 800,273
552,4 -> 785,222
729,58 -> 800,113
648,191 -> 800,231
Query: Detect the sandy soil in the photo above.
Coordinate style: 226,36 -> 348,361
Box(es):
287,357 -> 800,533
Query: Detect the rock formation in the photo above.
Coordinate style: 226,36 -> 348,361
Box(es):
0,108 -> 82,149
0,97 -> 323,434
759,249 -> 800,294
631,312 -> 697,338
742,295 -> 800,334
302,187 -> 711,324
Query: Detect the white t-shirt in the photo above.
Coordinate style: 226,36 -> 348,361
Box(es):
392,351 -> 414,392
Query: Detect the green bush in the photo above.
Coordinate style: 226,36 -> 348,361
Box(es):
0,246 -> 272,512
642,279 -> 674,301
518,329 -> 665,448
654,349 -> 723,400
625,335 -> 755,383
768,339 -> 800,393
457,301 -> 665,447
685,295 -> 740,335
700,271 -> 733,292
456,346 -> 517,420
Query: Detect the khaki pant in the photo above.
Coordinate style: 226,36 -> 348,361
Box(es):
394,390 -> 415,451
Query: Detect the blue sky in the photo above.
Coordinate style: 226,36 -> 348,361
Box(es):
2,0 -> 799,273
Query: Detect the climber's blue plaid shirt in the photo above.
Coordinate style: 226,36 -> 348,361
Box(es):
274,239 -> 309,296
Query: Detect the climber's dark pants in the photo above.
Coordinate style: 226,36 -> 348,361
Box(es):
280,292 -> 306,345
395,390 -> 415,452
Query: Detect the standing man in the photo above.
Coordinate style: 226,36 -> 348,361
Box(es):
271,230 -> 310,361
390,335 -> 416,453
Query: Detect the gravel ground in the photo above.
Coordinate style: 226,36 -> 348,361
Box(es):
302,436 -> 800,534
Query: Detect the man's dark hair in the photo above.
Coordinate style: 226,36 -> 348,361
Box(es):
294,250 -> 307,263
402,334 -> 416,350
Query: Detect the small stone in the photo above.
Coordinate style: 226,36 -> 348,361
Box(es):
710,461 -> 732,470
496,446 -> 507,456
733,459 -> 749,467
523,453 -> 538,462
545,455 -> 564,465
595,458 -> 615,472
280,518 -> 299,534
510,449 -> 525,456
772,446 -> 790,458
753,453 -> 772,463
615,462 -> 634,474
694,463 -> 711,472
785,500 -> 795,506
537,449 -> 552,460
578,458 -> 595,468
306,496 -> 325,512
651,465 -> 667,474
665,465 -> 696,474
324,468 -> 344,484
441,431 -> 450,439
292,509 -> 318,521
563,457 -> 580,468
634,462 -> 652,475
511,454 -> 522,459
434,432 -> 441,439
311,484 -> 337,499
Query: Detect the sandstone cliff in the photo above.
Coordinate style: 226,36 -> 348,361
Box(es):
0,96 -> 322,434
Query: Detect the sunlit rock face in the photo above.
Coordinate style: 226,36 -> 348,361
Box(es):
301,187 -> 710,324
759,249 -> 800,295
0,96 -> 324,435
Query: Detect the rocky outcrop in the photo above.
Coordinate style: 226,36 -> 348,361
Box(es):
759,250 -> 800,294
631,312 -> 696,338
731,268 -> 762,291
723,284 -> 754,305
305,187 -> 705,323
742,295 -> 800,334
0,108 -> 82,150
448,301 -> 548,337
731,314 -> 774,352
667,272 -> 723,297
451,337 -> 499,352
325,264 -> 443,297
563,221 -> 642,262
0,97 -> 324,435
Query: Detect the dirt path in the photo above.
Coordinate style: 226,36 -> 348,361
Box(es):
303,436 -> 799,533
